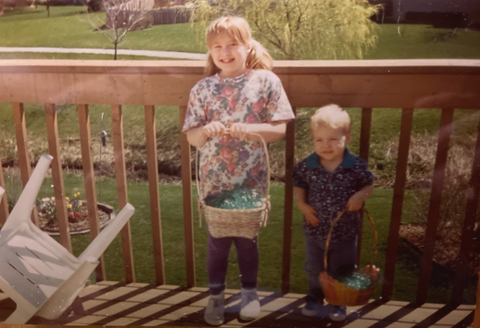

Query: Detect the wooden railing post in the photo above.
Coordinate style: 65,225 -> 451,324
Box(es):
382,108 -> 414,301
12,102 -> 39,226
357,108 -> 372,265
281,107 -> 296,294
45,104 -> 73,254
474,274 -> 480,328
0,152 -> 9,226
78,104 -> 105,282
111,105 -> 136,283
416,108 -> 454,304
452,116 -> 480,304
179,106 -> 196,288
144,105 -> 166,285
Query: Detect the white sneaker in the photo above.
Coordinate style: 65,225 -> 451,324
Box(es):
329,305 -> 347,322
239,288 -> 260,321
302,301 -> 319,317
204,292 -> 225,326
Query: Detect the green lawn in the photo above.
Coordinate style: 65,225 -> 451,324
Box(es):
0,104 -> 478,188
0,6 -> 207,54
8,172 -> 469,304
0,6 -> 479,59
364,24 -> 480,59
0,52 -> 186,60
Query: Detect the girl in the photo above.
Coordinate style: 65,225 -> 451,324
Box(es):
182,16 -> 294,325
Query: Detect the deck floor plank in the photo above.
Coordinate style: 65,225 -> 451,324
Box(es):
0,282 -> 475,327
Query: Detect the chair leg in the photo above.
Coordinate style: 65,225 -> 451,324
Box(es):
4,305 -> 36,324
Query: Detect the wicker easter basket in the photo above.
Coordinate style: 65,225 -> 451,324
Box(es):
319,208 -> 379,306
196,132 -> 271,239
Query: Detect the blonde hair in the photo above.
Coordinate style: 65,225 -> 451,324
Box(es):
311,104 -> 351,134
204,16 -> 273,77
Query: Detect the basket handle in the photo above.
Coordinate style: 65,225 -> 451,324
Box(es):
323,207 -> 377,273
194,129 -> 271,226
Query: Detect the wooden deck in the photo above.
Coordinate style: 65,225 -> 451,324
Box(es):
0,281 -> 475,327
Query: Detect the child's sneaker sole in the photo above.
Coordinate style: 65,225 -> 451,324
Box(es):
301,306 -> 318,317
204,316 -> 224,326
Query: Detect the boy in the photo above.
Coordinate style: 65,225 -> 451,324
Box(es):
292,104 -> 374,321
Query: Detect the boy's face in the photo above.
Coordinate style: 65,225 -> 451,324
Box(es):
209,32 -> 251,78
312,125 -> 351,163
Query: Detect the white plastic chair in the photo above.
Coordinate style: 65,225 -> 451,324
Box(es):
0,154 -> 135,324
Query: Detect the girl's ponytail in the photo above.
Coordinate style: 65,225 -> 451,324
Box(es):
245,39 -> 273,71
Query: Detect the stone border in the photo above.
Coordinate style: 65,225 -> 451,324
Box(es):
41,202 -> 116,236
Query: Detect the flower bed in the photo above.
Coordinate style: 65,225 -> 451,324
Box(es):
37,194 -> 114,235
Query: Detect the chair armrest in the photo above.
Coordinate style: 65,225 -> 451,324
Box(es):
78,203 -> 135,262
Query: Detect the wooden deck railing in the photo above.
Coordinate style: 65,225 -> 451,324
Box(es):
0,59 -> 479,310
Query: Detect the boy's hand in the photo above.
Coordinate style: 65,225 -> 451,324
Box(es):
363,265 -> 380,281
203,122 -> 226,138
346,193 -> 364,211
299,204 -> 320,226
347,185 -> 374,211
229,123 -> 250,139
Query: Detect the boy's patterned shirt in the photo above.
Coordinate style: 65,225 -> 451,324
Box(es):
182,69 -> 294,198
292,149 -> 374,242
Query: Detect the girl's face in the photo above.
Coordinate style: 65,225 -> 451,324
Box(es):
209,32 -> 251,78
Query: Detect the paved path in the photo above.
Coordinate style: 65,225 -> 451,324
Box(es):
0,47 -> 207,60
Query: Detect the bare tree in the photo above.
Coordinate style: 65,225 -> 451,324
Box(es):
46,0 -> 52,17
90,0 -> 153,59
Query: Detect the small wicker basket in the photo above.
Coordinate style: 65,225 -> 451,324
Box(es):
319,208 -> 379,306
196,132 -> 271,239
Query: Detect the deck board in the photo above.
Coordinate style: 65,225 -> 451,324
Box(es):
0,282 -> 474,327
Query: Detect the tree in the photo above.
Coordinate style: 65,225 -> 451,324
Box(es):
187,0 -> 380,60
46,0 -> 52,17
89,0 -> 153,59
88,0 -> 104,12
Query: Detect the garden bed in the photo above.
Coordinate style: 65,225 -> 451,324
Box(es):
39,202 -> 114,235
399,223 -> 480,276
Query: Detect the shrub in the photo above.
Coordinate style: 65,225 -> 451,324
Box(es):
403,133 -> 480,246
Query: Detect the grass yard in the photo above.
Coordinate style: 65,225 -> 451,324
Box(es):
0,6 -> 207,54
0,103 -> 478,186
4,172 -> 470,305
0,52 -> 185,60
364,24 -> 480,59
0,6 -> 479,59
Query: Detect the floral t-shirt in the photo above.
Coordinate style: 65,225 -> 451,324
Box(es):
182,69 -> 294,199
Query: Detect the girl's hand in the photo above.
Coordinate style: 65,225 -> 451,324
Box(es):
203,122 -> 226,138
346,193 -> 364,211
229,123 -> 250,139
299,204 -> 320,227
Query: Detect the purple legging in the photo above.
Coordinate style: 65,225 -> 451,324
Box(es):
207,232 -> 259,295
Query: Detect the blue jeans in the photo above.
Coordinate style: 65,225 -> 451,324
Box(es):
207,232 -> 259,295
305,236 -> 357,303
